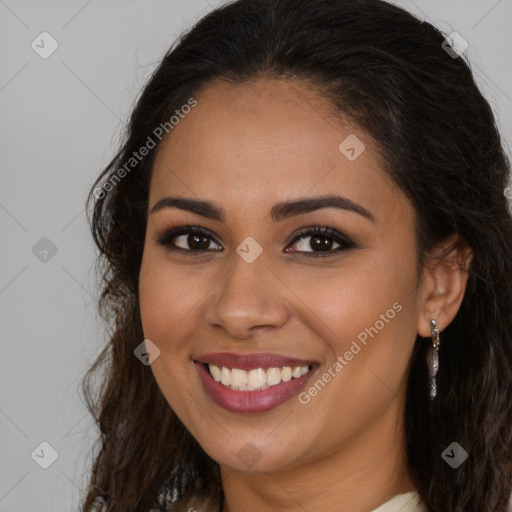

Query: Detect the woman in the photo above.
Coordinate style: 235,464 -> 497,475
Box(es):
81,0 -> 512,510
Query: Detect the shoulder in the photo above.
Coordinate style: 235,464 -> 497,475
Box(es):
372,490 -> 512,512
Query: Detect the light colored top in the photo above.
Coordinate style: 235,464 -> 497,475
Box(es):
175,489 -> 512,511
371,490 -> 512,512
175,491 -> 427,511
370,491 -> 426,512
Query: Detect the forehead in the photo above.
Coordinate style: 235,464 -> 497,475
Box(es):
150,78 -> 408,226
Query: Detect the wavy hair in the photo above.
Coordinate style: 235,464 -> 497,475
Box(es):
81,0 -> 512,510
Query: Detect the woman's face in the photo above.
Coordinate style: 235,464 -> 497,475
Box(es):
139,78 -> 424,474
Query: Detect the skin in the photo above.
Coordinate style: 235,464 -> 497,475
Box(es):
138,78 -> 473,512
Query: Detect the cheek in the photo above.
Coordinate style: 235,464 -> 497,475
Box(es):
283,253 -> 416,351
138,248 -> 206,432
139,247 -> 205,344
287,261 -> 418,449
292,246 -> 419,397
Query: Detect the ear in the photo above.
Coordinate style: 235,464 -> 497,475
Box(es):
416,234 -> 474,337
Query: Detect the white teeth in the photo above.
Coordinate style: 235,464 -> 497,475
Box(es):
210,364 -> 222,382
220,367 -> 231,386
248,368 -> 266,388
281,367 -> 292,382
266,367 -> 281,386
207,363 -> 311,391
230,368 -> 248,388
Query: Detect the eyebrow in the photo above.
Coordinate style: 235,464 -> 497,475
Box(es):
150,194 -> 375,223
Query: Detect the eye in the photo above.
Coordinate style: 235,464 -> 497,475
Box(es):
155,224 -> 222,254
284,225 -> 356,257
155,224 -> 356,257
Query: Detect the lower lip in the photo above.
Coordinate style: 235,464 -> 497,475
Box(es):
195,362 -> 318,413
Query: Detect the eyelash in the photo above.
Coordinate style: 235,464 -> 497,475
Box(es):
155,223 -> 357,258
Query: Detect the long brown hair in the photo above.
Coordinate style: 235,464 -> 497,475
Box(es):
81,0 -> 512,510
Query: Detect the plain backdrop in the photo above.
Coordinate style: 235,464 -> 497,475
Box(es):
1,1 -> 511,510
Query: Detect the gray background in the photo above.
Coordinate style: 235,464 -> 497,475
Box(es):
1,1 -> 511,511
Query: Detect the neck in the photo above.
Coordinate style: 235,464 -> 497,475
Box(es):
220,399 -> 415,512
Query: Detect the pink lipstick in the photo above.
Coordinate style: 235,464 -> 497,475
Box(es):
194,352 -> 319,413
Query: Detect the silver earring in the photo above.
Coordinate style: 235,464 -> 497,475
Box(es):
427,319 -> 440,400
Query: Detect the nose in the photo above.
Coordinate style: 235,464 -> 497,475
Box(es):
203,252 -> 291,339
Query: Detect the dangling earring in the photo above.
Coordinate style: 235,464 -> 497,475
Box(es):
427,319 -> 440,400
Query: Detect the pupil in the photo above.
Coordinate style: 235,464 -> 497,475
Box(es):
189,234 -> 210,250
311,236 -> 332,252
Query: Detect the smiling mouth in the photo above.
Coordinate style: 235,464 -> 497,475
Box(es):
194,356 -> 320,413
204,362 -> 314,391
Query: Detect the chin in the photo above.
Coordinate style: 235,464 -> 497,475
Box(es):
195,428 -> 307,474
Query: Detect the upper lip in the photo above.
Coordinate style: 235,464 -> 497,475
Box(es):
194,352 -> 318,371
